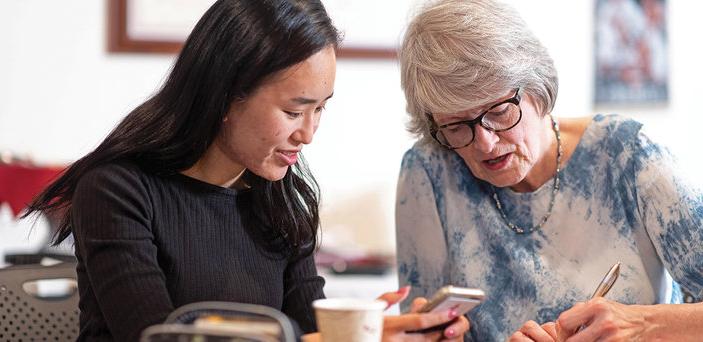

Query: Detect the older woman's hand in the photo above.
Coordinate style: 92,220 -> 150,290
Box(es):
377,288 -> 470,341
507,321 -> 557,342
556,297 -> 649,341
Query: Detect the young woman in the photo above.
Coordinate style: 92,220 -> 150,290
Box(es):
26,0 -> 468,340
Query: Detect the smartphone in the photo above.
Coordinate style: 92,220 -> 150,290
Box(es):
408,285 -> 485,334
419,285 -> 485,314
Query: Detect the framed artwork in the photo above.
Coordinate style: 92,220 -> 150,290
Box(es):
107,0 -> 417,59
594,0 -> 668,104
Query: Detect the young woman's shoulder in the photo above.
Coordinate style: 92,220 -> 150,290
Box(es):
79,160 -> 144,182
70,160 -> 157,238
74,160 -> 153,200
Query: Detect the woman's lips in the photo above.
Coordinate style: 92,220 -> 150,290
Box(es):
482,153 -> 511,171
277,150 -> 299,166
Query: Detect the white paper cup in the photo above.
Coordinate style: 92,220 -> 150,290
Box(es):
313,298 -> 386,342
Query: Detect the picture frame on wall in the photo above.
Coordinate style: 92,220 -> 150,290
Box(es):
594,0 -> 668,105
107,0 -> 420,59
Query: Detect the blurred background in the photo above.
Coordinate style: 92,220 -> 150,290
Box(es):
1,0 -> 701,298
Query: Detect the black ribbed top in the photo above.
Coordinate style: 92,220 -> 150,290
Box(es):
70,162 -> 324,341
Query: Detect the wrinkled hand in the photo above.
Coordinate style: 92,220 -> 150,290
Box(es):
507,321 -> 557,342
556,297 -> 648,341
378,288 -> 470,341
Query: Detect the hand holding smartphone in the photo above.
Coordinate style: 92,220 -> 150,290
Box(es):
407,285 -> 484,334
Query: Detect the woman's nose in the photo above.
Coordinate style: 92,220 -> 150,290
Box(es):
471,125 -> 499,153
292,115 -> 318,145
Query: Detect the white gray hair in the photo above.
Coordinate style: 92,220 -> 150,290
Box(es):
400,0 -> 558,142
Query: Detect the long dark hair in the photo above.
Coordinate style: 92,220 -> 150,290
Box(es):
24,0 -> 340,258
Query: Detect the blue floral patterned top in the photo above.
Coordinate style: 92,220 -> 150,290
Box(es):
395,114 -> 703,341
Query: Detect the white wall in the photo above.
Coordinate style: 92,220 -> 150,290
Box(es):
1,1 -> 702,256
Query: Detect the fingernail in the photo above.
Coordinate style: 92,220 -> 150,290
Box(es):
448,309 -> 458,318
445,329 -> 455,337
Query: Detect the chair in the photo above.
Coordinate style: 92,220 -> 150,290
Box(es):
141,301 -> 297,342
0,262 -> 79,341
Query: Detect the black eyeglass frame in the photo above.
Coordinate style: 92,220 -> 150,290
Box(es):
429,88 -> 523,149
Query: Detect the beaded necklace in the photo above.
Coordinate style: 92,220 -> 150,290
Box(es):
491,115 -> 562,234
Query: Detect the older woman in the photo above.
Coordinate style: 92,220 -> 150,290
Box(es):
395,0 -> 703,341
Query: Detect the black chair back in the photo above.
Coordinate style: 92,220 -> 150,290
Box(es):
0,262 -> 79,341
141,301 -> 297,342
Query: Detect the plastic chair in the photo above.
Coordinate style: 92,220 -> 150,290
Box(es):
141,301 -> 297,342
0,262 -> 79,341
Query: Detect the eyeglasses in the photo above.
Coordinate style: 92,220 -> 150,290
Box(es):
430,88 -> 522,149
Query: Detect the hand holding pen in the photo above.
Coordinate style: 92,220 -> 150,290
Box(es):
508,263 -> 623,342
575,262 -> 621,333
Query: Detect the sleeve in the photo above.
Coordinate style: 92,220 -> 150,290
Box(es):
395,149 -> 449,313
633,130 -> 703,301
72,164 -> 174,341
281,252 -> 325,334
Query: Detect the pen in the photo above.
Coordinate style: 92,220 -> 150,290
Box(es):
576,262 -> 621,333
590,262 -> 621,299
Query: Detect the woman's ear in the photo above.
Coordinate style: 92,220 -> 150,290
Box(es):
224,97 -> 245,123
